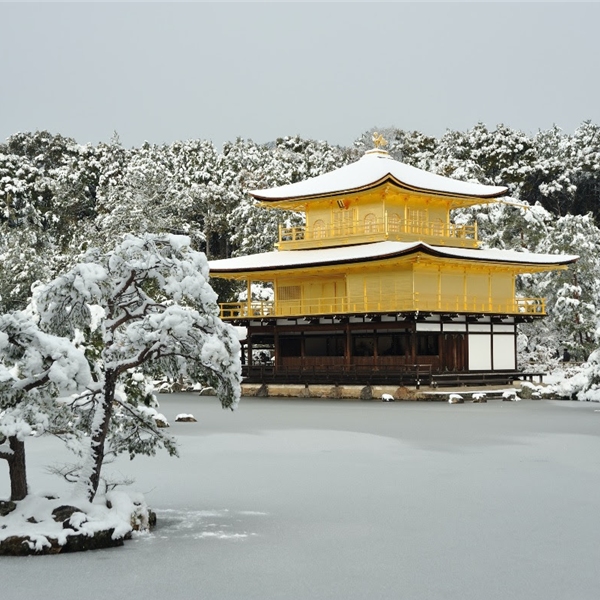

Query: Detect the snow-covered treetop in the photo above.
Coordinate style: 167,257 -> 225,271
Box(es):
33,234 -> 241,410
0,311 -> 91,440
0,312 -> 90,399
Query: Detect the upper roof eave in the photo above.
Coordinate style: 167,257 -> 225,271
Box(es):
251,173 -> 507,204
249,152 -> 508,204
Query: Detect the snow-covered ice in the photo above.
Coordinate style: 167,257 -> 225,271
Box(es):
2,395 -> 600,600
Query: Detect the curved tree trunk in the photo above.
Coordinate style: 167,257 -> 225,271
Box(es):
86,372 -> 116,501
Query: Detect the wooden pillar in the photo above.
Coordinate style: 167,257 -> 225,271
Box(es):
247,333 -> 253,368
345,322 -> 351,368
274,329 -> 279,376
246,278 -> 252,315
439,324 -> 444,370
373,327 -> 379,371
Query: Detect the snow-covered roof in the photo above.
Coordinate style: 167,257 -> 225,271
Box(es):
209,241 -> 578,275
251,150 -> 507,202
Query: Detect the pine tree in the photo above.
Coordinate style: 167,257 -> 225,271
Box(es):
33,233 -> 241,501
0,312 -> 90,500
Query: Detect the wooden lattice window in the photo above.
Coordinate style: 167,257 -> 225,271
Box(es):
313,219 -> 326,239
364,213 -> 377,234
408,208 -> 426,223
333,210 -> 352,236
278,285 -> 301,301
388,212 -> 401,233
407,208 -> 427,234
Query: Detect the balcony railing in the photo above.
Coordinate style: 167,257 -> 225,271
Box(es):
219,294 -> 545,320
278,215 -> 478,250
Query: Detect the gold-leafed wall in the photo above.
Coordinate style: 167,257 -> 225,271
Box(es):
271,259 -> 517,317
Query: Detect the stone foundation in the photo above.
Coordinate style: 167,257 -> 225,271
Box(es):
241,383 -> 426,400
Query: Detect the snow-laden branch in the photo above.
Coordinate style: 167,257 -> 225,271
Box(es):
0,311 -> 92,500
31,233 -> 241,500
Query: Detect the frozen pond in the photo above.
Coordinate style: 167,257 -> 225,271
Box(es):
3,395 -> 600,600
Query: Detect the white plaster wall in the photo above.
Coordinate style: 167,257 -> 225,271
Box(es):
493,334 -> 516,370
468,334 -> 491,370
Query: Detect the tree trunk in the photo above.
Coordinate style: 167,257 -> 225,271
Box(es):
87,371 -> 116,501
8,436 -> 28,501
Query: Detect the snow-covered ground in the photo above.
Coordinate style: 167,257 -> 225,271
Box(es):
3,395 -> 600,600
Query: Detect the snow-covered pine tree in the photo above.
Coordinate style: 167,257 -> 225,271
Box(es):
524,213 -> 600,362
33,233 -> 241,501
93,141 -> 195,249
0,311 -> 91,501
0,132 -> 97,311
0,143 -> 60,311
524,126 -> 576,215
568,121 -> 600,216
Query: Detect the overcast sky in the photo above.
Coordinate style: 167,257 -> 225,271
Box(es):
1,2 -> 599,150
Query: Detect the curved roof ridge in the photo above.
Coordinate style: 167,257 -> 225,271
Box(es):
251,153 -> 507,202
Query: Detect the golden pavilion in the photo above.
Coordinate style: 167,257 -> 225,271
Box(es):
209,136 -> 577,386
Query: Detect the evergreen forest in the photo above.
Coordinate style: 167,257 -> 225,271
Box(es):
3,122 -> 600,378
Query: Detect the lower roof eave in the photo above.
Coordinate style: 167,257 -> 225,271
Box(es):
209,241 -> 578,278
223,310 -> 541,326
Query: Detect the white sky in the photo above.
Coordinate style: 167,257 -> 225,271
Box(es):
1,2 -> 599,150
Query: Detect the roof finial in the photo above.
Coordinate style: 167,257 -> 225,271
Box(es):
364,132 -> 389,157
372,132 -> 388,149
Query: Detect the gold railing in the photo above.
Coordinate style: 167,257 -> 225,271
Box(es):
278,215 -> 478,249
220,301 -> 276,319
219,294 -> 545,320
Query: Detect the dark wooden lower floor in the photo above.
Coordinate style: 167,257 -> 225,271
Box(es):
243,363 -> 537,388
244,362 -> 434,386
238,312 -> 529,386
